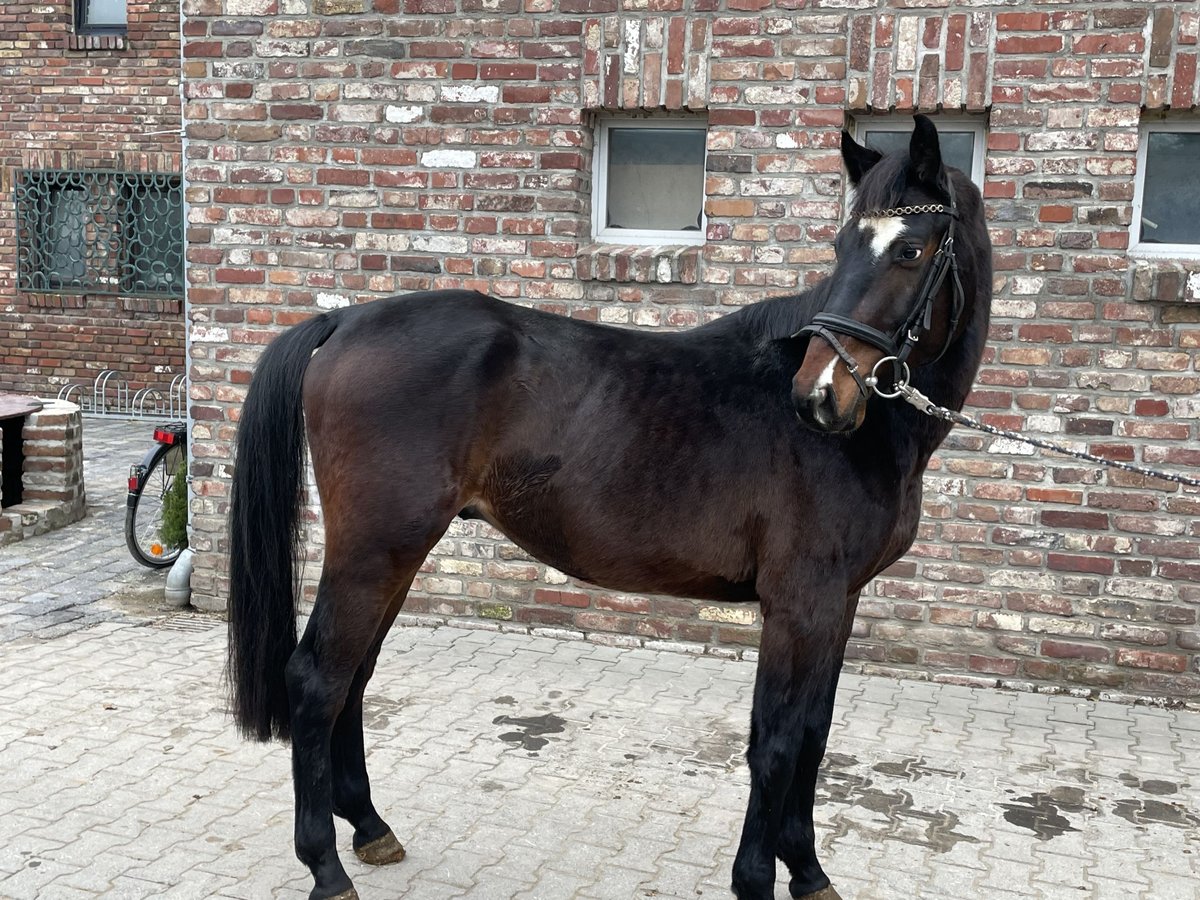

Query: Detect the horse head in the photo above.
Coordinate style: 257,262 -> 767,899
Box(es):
792,114 -> 985,434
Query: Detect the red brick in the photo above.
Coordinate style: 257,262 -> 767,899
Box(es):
709,108 -> 757,126
1041,641 -> 1109,662
1038,205 -> 1073,223
968,655 -> 1019,676
1073,34 -> 1144,55
1048,553 -> 1114,575
533,589 -> 591,608
1115,649 -> 1188,673
480,62 -> 537,79
996,13 -> 1050,31
996,35 -> 1063,54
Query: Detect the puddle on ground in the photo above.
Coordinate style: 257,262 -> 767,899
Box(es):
362,695 -> 406,732
1119,772 -> 1184,796
493,713 -> 566,752
1112,797 -> 1200,829
999,786 -> 1086,841
871,756 -> 961,782
818,752 -> 977,853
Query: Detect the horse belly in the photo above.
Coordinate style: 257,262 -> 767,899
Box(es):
469,478 -> 760,604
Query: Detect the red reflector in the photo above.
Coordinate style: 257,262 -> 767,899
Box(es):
153,428 -> 176,444
128,475 -> 140,491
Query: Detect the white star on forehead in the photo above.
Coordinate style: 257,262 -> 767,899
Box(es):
857,215 -> 907,258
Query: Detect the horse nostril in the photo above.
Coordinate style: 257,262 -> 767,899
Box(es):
813,385 -> 837,421
792,381 -> 842,431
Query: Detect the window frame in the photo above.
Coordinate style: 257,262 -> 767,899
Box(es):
591,116 -> 708,247
74,0 -> 127,35
1129,119 -> 1200,260
851,114 -> 987,188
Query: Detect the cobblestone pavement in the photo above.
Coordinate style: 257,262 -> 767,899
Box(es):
0,418 -> 162,645
0,423 -> 1198,900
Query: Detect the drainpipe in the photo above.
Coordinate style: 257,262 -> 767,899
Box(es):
173,2 -> 196,615
164,547 -> 194,608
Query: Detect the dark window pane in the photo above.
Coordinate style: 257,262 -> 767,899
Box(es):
46,186 -> 89,287
863,128 -> 977,178
124,179 -> 184,295
606,127 -> 706,232
1140,131 -> 1200,246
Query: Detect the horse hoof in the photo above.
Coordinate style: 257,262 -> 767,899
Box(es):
328,891 -> 359,900
354,829 -> 407,866
796,887 -> 843,900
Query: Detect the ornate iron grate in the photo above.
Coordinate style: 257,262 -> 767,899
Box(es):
15,169 -> 183,298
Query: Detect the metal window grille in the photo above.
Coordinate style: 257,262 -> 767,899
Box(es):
15,170 -> 183,299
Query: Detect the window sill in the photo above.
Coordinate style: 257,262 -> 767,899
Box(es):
22,292 -> 182,315
65,32 -> 127,52
576,244 -> 701,285
1129,258 -> 1200,303
24,293 -> 87,310
123,296 -> 182,315
1128,244 -> 1200,262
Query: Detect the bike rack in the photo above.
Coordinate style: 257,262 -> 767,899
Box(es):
133,388 -> 165,417
56,370 -> 185,420
169,373 -> 187,419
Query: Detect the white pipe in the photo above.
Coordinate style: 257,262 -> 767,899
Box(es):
164,547 -> 194,608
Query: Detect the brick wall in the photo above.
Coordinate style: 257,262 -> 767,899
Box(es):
183,1 -> 1200,700
0,2 -> 184,397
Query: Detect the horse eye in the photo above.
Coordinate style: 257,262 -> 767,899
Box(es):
898,246 -> 922,262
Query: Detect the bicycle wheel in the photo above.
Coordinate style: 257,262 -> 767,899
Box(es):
125,442 -> 186,568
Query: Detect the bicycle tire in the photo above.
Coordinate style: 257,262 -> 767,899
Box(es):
125,441 -> 186,569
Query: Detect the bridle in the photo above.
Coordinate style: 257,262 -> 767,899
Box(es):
794,179 -> 966,398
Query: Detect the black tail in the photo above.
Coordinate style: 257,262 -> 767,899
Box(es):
227,312 -> 339,742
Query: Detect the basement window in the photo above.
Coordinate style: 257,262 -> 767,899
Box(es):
75,0 -> 127,34
853,116 -> 986,188
1131,121 -> 1200,258
592,118 -> 707,247
15,170 -> 183,299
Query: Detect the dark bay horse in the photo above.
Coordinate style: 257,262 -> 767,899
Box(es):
228,115 -> 992,899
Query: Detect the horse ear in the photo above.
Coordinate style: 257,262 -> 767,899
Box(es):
908,114 -> 944,186
841,130 -> 882,187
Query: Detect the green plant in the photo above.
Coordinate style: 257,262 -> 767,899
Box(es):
160,462 -> 189,551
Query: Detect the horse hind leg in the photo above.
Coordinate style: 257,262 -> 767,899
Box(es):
288,528 -> 453,899
330,596 -> 410,867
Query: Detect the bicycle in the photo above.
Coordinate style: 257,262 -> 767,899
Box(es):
125,421 -> 188,568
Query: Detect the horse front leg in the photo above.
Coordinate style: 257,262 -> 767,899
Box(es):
774,591 -> 860,900
731,583 -> 846,900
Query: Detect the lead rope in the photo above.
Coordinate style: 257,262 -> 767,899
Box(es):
865,359 -> 1200,489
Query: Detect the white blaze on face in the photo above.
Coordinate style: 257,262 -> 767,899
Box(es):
814,355 -> 839,393
858,215 -> 907,259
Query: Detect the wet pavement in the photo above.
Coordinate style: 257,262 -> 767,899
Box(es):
0,419 -> 1197,899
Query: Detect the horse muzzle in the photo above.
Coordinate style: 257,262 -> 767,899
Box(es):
792,380 -> 863,434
